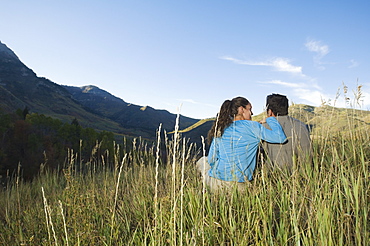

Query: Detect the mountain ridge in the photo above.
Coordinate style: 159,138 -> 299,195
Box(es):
0,41 -> 208,143
1,40 -> 369,143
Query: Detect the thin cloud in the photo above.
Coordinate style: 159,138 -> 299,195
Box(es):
270,58 -> 302,74
293,87 -> 352,108
262,78 -> 370,111
177,98 -> 217,108
293,88 -> 326,106
221,56 -> 303,75
348,59 -> 359,68
260,80 -> 303,88
180,99 -> 198,104
305,39 -> 330,70
305,39 -> 329,58
260,80 -> 327,106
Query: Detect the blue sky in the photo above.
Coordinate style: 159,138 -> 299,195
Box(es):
1,1 -> 369,119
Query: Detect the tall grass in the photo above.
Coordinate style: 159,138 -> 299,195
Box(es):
0,106 -> 369,245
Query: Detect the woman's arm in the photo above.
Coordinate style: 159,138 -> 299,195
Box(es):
260,117 -> 287,143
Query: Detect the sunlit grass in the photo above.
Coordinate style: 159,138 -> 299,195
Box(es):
0,105 -> 369,245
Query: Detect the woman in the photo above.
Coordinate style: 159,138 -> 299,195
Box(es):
197,96 -> 286,191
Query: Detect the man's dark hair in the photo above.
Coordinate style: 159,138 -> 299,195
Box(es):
266,94 -> 289,116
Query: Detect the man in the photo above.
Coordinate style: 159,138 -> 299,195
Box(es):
261,94 -> 312,171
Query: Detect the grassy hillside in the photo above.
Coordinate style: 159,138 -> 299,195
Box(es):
182,103 -> 370,136
0,107 -> 369,245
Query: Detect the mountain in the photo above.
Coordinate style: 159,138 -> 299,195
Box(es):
0,42 -> 128,134
0,41 -> 209,143
62,85 -> 209,141
3,40 -> 368,146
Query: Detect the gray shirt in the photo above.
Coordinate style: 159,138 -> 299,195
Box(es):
262,115 -> 312,170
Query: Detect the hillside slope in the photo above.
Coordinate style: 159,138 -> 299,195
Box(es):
178,103 -> 370,138
62,85 -> 207,140
0,42 -> 126,133
0,41 -> 210,142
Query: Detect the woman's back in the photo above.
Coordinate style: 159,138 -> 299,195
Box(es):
208,117 -> 286,182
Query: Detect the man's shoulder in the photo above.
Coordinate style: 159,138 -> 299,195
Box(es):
278,115 -> 305,125
277,115 -> 309,131
288,116 -> 305,124
288,116 -> 312,136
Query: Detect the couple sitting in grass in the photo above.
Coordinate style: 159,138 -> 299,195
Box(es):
197,94 -> 312,192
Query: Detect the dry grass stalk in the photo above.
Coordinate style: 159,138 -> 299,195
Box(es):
58,200 -> 69,246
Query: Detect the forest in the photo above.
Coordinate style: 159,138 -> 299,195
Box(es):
0,107 -> 116,181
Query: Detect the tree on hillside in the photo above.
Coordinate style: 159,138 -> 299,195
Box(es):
0,110 -> 118,180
